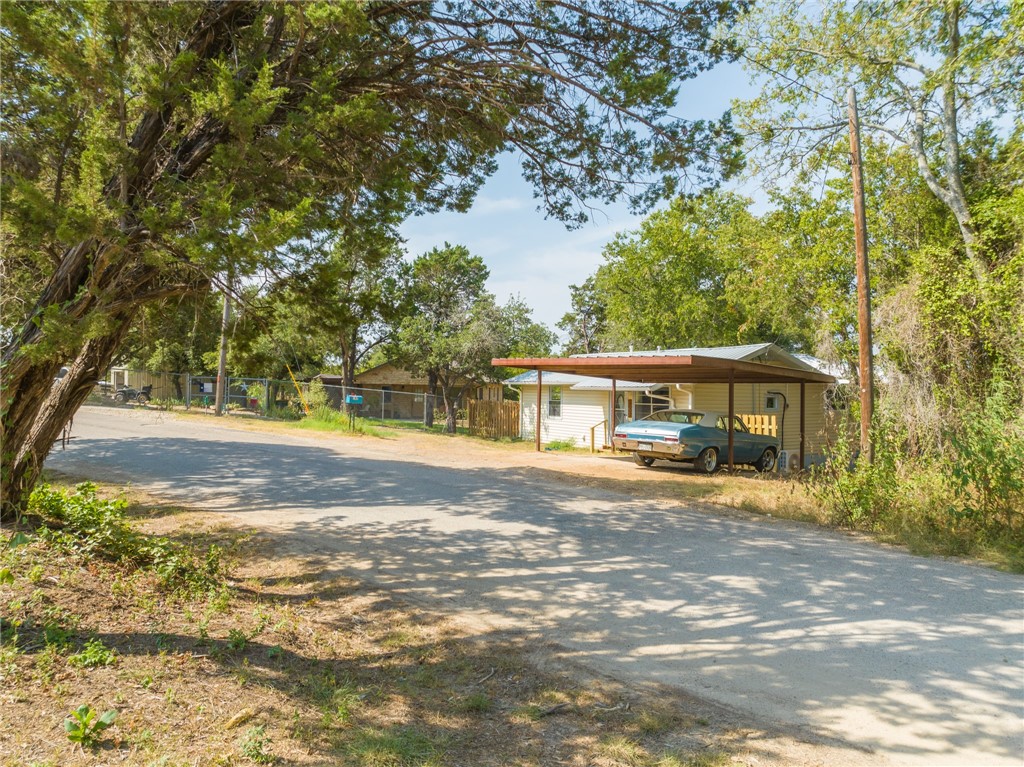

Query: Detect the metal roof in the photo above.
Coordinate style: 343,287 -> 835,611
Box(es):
504,371 -> 658,391
572,343 -> 822,372
494,343 -> 836,385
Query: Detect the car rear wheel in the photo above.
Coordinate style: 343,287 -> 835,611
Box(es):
695,447 -> 718,474
754,448 -> 777,473
633,452 -> 654,467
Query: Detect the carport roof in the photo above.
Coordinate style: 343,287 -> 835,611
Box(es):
493,343 -> 837,385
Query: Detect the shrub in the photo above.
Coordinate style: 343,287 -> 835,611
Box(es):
68,638 -> 117,668
812,389 -> 1024,568
31,483 -> 222,595
948,381 -> 1024,536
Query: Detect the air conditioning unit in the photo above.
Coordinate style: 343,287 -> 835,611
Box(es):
777,450 -> 789,473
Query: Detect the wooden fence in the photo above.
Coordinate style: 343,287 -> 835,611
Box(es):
467,399 -> 520,439
740,413 -> 777,437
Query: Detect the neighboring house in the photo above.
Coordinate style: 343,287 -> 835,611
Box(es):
505,343 -> 844,467
316,361 -> 503,420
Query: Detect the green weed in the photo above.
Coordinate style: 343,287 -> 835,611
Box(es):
30,483 -> 223,594
68,638 -> 116,668
239,725 -> 275,764
64,704 -> 117,749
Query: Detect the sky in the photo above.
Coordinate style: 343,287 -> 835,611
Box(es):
399,62 -> 758,336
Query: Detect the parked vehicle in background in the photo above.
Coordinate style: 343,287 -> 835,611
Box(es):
113,384 -> 152,404
612,410 -> 778,474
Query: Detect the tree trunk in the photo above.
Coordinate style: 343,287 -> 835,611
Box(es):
423,370 -> 438,428
340,331 -> 358,390
442,385 -> 457,434
1,3 -> 264,520
2,312 -> 136,521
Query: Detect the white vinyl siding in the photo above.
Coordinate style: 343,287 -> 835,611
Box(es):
519,379 -> 838,464
686,382 -> 833,459
520,386 -> 609,449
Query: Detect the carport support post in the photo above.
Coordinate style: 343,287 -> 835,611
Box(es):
535,369 -> 542,452
799,381 -> 806,471
610,378 -> 617,454
727,371 -> 735,471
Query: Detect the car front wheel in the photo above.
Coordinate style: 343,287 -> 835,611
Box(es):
754,448 -> 777,473
695,447 -> 718,474
633,452 -> 654,467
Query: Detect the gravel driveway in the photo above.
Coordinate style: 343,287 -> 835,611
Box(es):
46,406 -> 1024,766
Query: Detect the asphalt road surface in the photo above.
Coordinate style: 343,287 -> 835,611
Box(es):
46,406 -> 1024,766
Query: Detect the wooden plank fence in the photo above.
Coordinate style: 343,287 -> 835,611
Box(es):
467,399 -> 520,439
740,413 -> 777,437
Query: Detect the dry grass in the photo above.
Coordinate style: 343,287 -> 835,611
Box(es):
0,478 -> 789,767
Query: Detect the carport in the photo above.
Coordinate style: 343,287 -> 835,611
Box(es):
492,353 -> 837,470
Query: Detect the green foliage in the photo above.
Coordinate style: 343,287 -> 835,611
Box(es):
68,638 -> 117,668
239,725 -> 275,765
227,628 -> 249,652
557,277 -> 608,355
812,396 -> 1024,568
4,0 -> 745,518
391,243 -> 554,432
305,379 -> 331,414
545,439 -> 577,451
594,192 -> 767,350
949,382 -> 1024,535
30,483 -> 222,595
344,726 -> 440,766
64,704 -> 117,749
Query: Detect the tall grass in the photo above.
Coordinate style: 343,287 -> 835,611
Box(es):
812,385 -> 1024,571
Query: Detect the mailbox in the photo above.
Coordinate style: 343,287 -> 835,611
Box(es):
345,394 -> 363,405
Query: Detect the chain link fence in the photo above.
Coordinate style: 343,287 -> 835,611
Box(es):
94,369 -> 465,425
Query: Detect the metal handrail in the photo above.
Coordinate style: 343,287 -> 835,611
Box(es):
589,419 -> 608,453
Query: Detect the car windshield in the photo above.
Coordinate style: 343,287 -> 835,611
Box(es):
642,410 -> 703,425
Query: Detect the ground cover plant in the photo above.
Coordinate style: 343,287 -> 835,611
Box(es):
1,476 -> 790,767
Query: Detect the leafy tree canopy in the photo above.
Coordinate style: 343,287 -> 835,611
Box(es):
1,0 -> 748,515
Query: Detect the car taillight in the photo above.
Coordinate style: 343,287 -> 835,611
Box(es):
614,432 -> 626,438
662,436 -> 678,443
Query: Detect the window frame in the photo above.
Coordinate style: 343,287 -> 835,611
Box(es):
547,385 -> 563,418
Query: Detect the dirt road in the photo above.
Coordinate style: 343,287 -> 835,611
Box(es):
46,406 -> 1024,766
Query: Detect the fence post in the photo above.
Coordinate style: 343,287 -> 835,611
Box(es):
185,373 -> 191,410
263,378 -> 270,414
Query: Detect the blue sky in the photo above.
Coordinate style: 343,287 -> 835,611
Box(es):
399,62 -> 757,335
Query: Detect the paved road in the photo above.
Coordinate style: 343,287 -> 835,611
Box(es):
47,406 -> 1024,766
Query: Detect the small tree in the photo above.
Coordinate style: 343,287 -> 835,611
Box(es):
392,246 -> 554,433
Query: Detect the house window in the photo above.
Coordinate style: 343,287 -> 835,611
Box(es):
765,393 -> 781,412
635,387 -> 671,420
548,386 -> 562,417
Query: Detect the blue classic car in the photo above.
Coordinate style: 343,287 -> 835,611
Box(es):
612,409 -> 778,473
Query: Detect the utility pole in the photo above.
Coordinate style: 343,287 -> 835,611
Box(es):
847,87 -> 874,463
214,278 -> 231,416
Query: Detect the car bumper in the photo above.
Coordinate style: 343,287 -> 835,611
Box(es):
612,438 -> 695,459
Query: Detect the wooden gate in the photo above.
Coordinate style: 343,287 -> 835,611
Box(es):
467,399 -> 520,439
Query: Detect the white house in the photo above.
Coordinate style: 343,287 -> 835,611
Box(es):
503,343 -> 844,467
